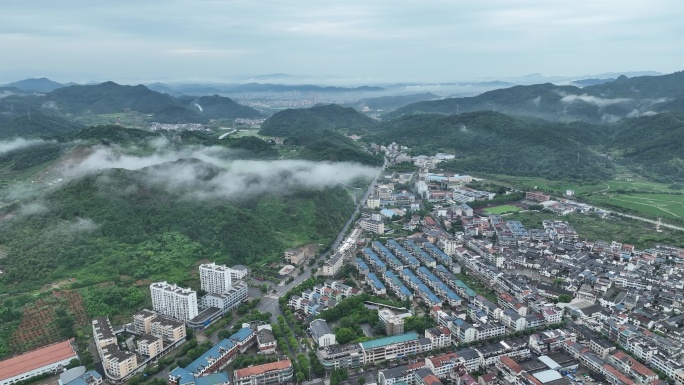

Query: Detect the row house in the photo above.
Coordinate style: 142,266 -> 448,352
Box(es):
425,327 -> 452,349
609,351 -> 658,385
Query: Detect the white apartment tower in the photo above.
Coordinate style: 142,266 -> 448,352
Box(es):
150,282 -> 198,322
199,263 -> 233,294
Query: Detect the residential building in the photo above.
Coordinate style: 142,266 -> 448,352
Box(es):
100,346 -> 137,380
425,327 -> 452,349
379,309 -> 407,336
233,360 -> 294,385
0,340 -> 78,385
322,253 -> 345,276
150,282 -> 199,322
169,327 -> 256,384
202,281 -> 248,314
360,332 -> 421,364
361,219 -> 385,235
199,263 -> 232,295
137,334 -> 163,358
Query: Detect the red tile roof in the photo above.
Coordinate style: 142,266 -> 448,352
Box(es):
234,359 -> 291,379
0,340 -> 77,381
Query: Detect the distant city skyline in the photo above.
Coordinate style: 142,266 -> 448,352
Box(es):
1,0 -> 682,85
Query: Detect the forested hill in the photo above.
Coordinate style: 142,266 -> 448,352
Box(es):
46,82 -> 183,114
0,113 -> 82,139
611,112 -> 684,180
368,111 -> 614,181
0,162 -> 356,293
350,93 -> 439,111
387,70 -> 684,123
259,104 -> 378,143
191,95 -> 263,119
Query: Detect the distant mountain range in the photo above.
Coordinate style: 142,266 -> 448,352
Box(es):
2,78 -> 65,92
147,82 -> 385,95
386,71 -> 684,123
0,81 -> 263,128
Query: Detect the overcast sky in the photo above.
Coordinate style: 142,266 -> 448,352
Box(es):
1,0 -> 682,84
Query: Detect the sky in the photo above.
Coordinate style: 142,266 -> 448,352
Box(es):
1,0 -> 683,84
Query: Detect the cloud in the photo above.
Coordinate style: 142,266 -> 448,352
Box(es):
560,93 -> 631,107
18,202 -> 49,217
64,145 -> 378,201
0,138 -> 50,155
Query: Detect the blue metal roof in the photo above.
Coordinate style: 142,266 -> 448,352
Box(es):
355,257 -> 369,270
195,373 -> 230,385
185,338 -> 236,374
367,273 -> 386,291
380,208 -> 396,218
170,368 -> 195,385
66,371 -> 103,385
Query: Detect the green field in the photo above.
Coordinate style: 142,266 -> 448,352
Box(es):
483,204 -> 522,215
483,173 -> 674,196
589,193 -> 684,220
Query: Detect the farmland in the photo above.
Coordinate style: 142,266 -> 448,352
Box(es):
588,193 -> 684,220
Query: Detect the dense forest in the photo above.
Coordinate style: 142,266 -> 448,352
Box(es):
259,104 -> 378,143
0,165 -> 355,293
368,110 -> 684,182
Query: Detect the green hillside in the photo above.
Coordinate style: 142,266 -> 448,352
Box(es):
193,95 -> 263,119
0,163 -> 355,293
0,113 -> 82,139
368,111 -> 614,181
259,104 -> 378,143
300,131 -> 383,166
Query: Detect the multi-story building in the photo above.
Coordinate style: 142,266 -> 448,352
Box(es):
228,265 -> 249,281
232,359 -> 294,385
424,352 -> 463,379
133,310 -> 187,343
150,317 -> 186,343
379,309 -> 406,336
100,345 -> 137,379
133,310 -> 157,335
169,327 -> 256,384
93,317 -> 116,348
360,332 -> 421,364
609,351 -> 658,385
136,334 -> 163,358
284,248 -> 307,265
199,263 -> 232,295
202,281 -> 248,314
322,253 -> 344,276
150,282 -> 198,322
310,319 -> 336,347
361,219 -> 385,235
0,340 -> 78,385
316,344 -> 364,370
425,327 -> 452,349
256,325 -> 277,355
93,317 -> 138,379
525,191 -> 551,202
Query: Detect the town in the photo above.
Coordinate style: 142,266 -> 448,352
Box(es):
3,146 -> 684,385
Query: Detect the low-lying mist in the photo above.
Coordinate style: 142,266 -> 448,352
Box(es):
63,145 -> 379,201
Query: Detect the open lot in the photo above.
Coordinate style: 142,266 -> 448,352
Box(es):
483,204 -> 522,215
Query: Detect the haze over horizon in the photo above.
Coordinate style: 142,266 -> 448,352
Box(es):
1,0 -> 683,85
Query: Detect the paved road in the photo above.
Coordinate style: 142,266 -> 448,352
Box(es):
256,159 -> 387,323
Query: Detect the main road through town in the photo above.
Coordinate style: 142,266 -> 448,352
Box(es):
256,158 -> 387,323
